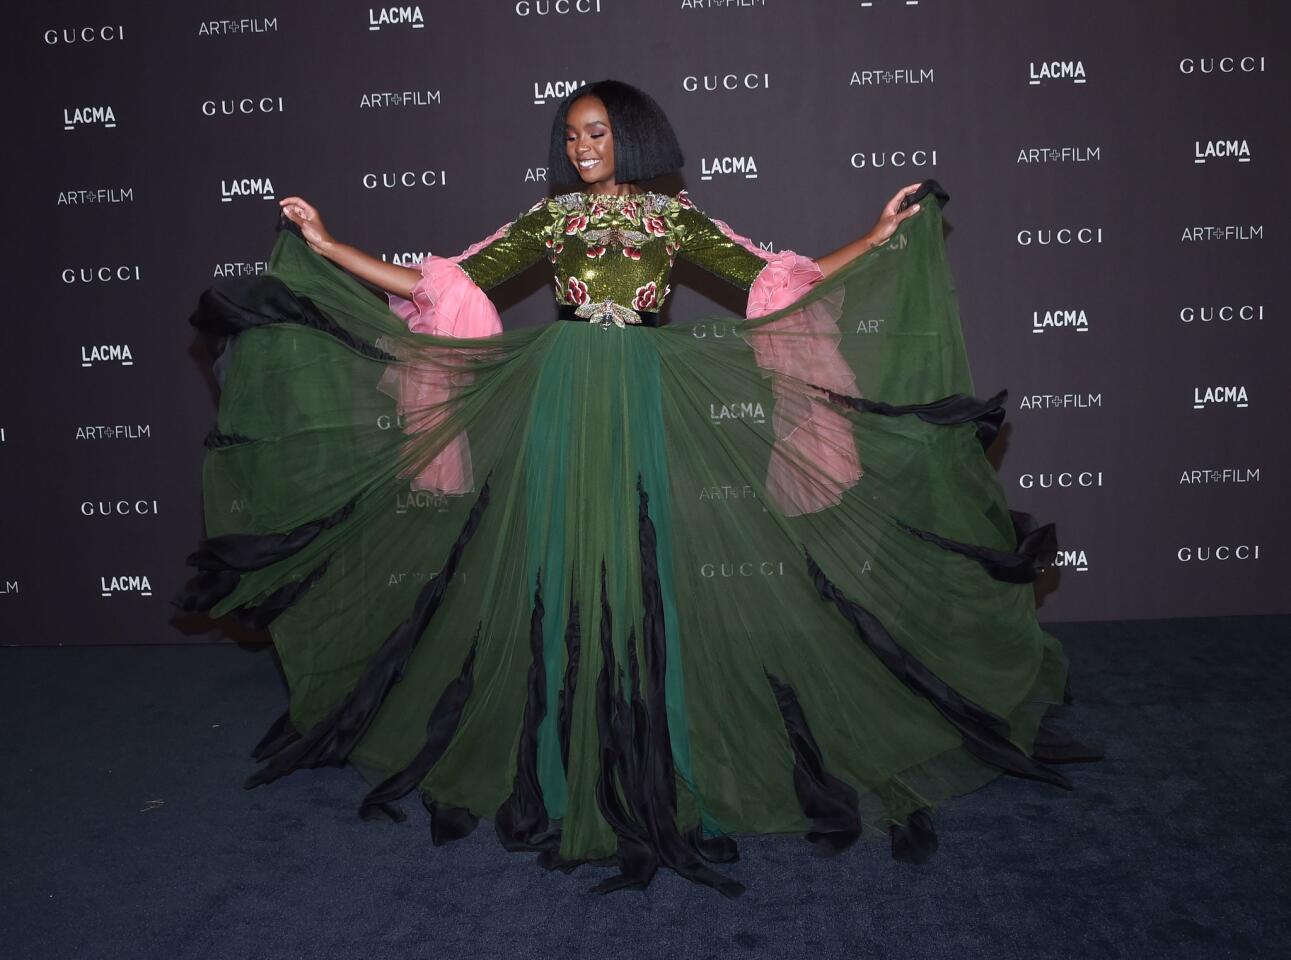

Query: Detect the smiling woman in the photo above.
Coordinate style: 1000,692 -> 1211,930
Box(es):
179,78 -> 1101,898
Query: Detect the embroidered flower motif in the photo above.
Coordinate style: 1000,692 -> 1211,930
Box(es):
632,282 -> 659,311
664,239 -> 679,266
585,244 -> 607,259
621,245 -> 642,261
529,198 -> 547,213
566,275 -> 590,305
676,191 -> 695,210
622,199 -> 640,221
642,215 -> 667,237
564,214 -> 589,235
589,200 -> 608,219
661,283 -> 672,303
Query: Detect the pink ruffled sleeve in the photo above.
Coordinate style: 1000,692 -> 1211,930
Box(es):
377,226 -> 509,496
710,218 -> 864,518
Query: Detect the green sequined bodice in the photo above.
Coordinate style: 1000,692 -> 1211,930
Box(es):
457,190 -> 768,313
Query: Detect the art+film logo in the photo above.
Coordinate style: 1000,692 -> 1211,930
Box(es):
58,187 -> 133,206
197,18 -> 278,36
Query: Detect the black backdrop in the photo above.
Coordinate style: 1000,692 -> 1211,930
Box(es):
4,0 -> 1287,644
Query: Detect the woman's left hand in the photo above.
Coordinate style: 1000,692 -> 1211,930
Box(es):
865,182 -> 924,248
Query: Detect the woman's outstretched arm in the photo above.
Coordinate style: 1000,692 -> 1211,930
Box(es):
813,182 -> 924,279
279,196 -> 421,297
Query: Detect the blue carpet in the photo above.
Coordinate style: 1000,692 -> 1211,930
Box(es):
3,616 -> 1288,959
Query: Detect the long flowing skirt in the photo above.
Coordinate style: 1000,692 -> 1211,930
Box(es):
181,198 -> 1099,897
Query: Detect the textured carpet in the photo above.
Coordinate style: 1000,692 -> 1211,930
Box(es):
3,616 -> 1288,960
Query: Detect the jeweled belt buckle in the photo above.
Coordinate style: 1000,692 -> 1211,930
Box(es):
574,299 -> 641,330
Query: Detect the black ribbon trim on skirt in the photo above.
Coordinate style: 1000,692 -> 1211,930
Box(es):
495,571 -> 562,854
899,510 -> 1058,585
202,428 -> 253,450
889,809 -> 939,865
558,587 -> 581,773
765,671 -> 862,856
243,477 -> 492,789
587,481 -> 746,899
190,274 -> 395,363
358,631 -> 480,825
804,549 -> 1073,790
825,389 -> 1007,450
1030,720 -> 1105,764
251,710 -> 300,761
174,498 -> 356,621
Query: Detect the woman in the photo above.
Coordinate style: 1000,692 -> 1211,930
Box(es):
181,80 -> 1099,898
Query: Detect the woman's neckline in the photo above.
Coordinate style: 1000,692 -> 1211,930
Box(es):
561,190 -> 668,202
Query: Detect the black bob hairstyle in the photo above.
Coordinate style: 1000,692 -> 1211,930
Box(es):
546,80 -> 685,187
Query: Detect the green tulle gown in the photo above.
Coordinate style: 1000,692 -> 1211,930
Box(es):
180,184 -> 1099,897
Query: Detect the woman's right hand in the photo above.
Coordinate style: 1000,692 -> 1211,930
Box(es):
278,196 -> 335,253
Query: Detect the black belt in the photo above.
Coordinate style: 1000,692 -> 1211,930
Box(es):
557,303 -> 661,327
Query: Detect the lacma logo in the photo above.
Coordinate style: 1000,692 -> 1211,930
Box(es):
81,345 -> 134,367
221,177 -> 275,202
710,401 -> 766,425
63,106 -> 116,130
1029,61 -> 1086,85
368,7 -> 424,30
700,155 -> 758,181
1050,549 -> 1089,573
533,80 -> 584,105
1192,386 -> 1248,409
100,575 -> 153,597
1032,308 -> 1089,333
1194,139 -> 1251,163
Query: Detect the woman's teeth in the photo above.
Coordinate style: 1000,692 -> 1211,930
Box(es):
579,159 -> 598,169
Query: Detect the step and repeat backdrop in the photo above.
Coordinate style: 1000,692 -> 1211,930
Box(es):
3,0 -> 1286,644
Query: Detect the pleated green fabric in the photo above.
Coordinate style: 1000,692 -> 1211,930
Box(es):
195,198 -> 1074,878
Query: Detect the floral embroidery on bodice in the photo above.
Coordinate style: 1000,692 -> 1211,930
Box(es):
455,190 -> 768,312
539,191 -> 691,310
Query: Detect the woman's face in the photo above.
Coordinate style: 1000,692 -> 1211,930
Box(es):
564,95 -> 616,188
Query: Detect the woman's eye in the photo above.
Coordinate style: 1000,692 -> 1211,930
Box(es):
591,133 -> 605,139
